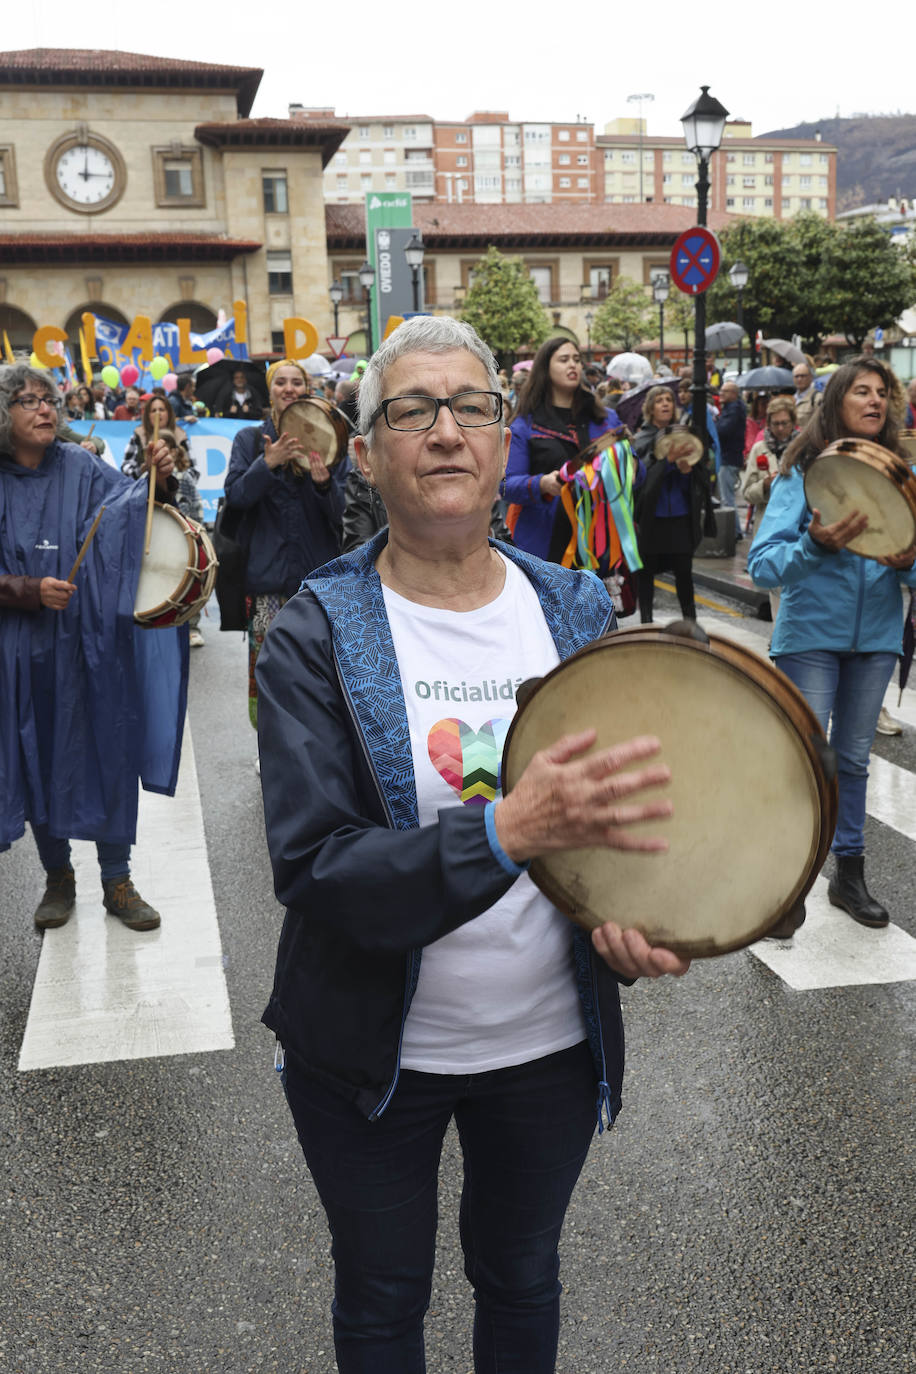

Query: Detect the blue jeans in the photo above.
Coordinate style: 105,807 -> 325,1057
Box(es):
717,464 -> 741,523
31,823 -> 131,883
282,1041 -> 598,1373
774,650 -> 896,855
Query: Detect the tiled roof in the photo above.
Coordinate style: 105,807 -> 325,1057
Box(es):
326,201 -> 736,249
0,49 -> 262,116
195,118 -> 350,165
0,233 -> 262,263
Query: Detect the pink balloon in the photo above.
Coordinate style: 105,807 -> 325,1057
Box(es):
162,373 -> 178,393
120,363 -> 140,387
206,347 -> 224,364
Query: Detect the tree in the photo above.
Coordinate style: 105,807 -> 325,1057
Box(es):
817,217 -> 916,349
665,290 -> 696,360
459,247 -> 552,364
704,217 -> 802,354
591,277 -> 654,352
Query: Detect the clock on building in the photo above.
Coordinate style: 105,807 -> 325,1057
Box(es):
45,130 -> 126,213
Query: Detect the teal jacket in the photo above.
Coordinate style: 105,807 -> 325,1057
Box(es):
747,467 -> 916,656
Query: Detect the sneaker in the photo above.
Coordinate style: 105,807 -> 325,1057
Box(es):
102,876 -> 161,931
875,707 -> 902,736
189,629 -> 204,647
34,867 -> 76,930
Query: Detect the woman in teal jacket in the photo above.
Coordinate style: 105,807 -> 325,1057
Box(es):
748,357 -> 916,933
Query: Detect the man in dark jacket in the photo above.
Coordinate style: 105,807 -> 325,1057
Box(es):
714,381 -> 747,537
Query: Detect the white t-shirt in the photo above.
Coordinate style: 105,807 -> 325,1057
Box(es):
383,553 -> 586,1074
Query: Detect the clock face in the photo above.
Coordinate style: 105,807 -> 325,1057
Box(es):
55,144 -> 117,207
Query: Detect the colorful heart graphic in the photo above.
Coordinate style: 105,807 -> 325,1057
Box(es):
427,717 -> 510,805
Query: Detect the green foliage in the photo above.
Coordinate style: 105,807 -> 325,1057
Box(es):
459,247 -> 552,358
818,218 -> 916,349
591,277 -> 654,351
664,290 -> 696,354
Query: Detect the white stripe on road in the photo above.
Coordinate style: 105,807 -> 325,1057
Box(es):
18,722 -> 235,1071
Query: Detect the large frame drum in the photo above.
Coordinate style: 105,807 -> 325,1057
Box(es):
803,438 -> 916,560
502,623 -> 837,958
134,503 -> 218,628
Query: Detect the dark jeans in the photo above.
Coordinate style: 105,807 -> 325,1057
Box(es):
31,823 -> 130,883
638,552 -> 695,622
282,1040 -> 598,1373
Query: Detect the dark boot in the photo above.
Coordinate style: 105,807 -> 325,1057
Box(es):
34,867 -> 76,930
827,856 -> 889,928
102,876 -> 161,931
764,899 -> 806,940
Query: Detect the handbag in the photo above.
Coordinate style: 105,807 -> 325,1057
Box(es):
211,498 -> 249,632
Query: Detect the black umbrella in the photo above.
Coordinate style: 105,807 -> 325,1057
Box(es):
898,590 -> 916,703
193,358 -> 269,417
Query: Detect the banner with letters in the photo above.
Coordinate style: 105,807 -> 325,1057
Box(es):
69,419 -> 251,523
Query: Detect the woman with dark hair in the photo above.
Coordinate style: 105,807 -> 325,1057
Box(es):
633,385 -> 717,624
503,337 -> 629,576
748,357 -> 916,934
122,395 -> 190,476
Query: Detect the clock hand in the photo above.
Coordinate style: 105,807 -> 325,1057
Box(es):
81,148 -> 89,181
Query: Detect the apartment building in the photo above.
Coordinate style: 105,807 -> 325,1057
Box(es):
291,107 -> 437,202
599,118 -> 837,220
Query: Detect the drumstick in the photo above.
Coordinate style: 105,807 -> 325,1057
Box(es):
87,422 -> 96,439
67,505 -> 106,583
144,415 -> 160,555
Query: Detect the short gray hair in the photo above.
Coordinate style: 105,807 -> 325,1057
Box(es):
357,316 -> 501,442
0,364 -> 59,454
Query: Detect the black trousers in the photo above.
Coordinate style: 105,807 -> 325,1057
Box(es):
637,552 -> 695,622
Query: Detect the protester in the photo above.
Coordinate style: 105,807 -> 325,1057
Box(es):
224,358 -> 348,736
171,373 -> 198,423
0,364 -> 187,931
715,381 -> 747,534
122,395 -> 190,475
112,386 -> 142,421
793,361 -> 823,425
256,315 -> 688,1371
748,356 -> 916,935
741,396 -> 798,616
222,368 -> 261,420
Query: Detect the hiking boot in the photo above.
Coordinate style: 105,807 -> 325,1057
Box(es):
827,855 -> 889,928
34,867 -> 76,930
764,899 -> 806,941
102,876 -> 161,931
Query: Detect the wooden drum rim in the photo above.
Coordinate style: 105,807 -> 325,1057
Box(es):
278,396 -> 349,470
804,437 -> 916,559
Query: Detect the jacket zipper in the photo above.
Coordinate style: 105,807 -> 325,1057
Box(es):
589,956 -> 614,1134
850,556 -> 865,651
330,652 -> 417,1122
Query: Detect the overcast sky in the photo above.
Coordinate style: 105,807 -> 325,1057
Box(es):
8,1 -> 915,140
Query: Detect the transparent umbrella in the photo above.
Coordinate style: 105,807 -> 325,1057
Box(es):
606,352 -> 653,385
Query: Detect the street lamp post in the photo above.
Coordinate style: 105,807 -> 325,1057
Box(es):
728,260 -> 749,376
328,279 -> 343,336
652,273 -> 670,368
404,233 -> 425,313
358,260 -> 376,356
627,92 -> 655,203
585,310 -> 594,362
681,84 -> 729,462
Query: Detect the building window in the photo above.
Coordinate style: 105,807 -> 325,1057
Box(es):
558,130 -> 570,141
782,178 -> 792,189
621,151 -> 635,164
476,174 -> 501,190
529,266 -> 553,302
559,176 -> 571,187
681,152 -> 694,165
764,175 -> 774,186
358,125 -> 370,139
385,172 -> 397,188
819,175 -> 828,187
576,130 -> 588,142
577,177 -> 588,188
267,251 -> 293,294
819,198 -> 828,209
336,174 -> 348,189
360,173 -> 372,188
383,150 -> 396,165
558,153 -> 571,165
800,175 -> 812,188
383,124 -> 394,138
0,145 -> 19,206
681,174 -> 693,186
271,330 -> 286,352
764,198 -> 773,207
726,175 -> 735,187
622,195 -> 636,202
765,152 -> 774,163
726,197 -> 735,208
663,151 -> 672,164
800,197 -> 812,209
262,171 -> 288,214
455,131 -> 467,143
577,153 -> 588,165
800,153 -> 812,165
742,197 -> 755,209
334,151 -> 347,164
403,126 -> 417,140
456,155 -> 468,167
743,176 -> 756,187
726,153 -> 736,163
505,153 -> 520,168
743,153 -> 755,165
359,150 -> 371,165
819,153 -> 828,164
152,145 -> 204,207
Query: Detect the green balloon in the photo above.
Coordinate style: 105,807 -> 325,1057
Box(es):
101,365 -> 120,388
149,355 -> 170,380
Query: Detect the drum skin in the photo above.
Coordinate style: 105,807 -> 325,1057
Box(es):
502,625 -> 837,958
804,438 -> 916,559
134,503 -> 218,628
278,397 -> 349,471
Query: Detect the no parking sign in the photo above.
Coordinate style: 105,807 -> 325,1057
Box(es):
670,227 -> 721,295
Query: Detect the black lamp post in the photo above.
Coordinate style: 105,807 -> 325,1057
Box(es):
329,279 -> 343,336
681,84 -> 729,459
358,260 -> 376,356
404,233 -> 425,313
653,273 -> 670,368
728,260 -> 748,375
585,310 -> 594,362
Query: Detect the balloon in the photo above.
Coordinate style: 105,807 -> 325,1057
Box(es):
120,364 -> 140,387
149,355 -> 170,381
206,347 -> 224,364
29,352 -> 47,370
101,365 -> 120,389
162,373 -> 177,393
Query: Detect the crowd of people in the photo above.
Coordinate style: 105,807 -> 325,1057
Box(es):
2,316 -> 915,1372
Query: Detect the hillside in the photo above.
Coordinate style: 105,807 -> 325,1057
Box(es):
761,115 -> 916,212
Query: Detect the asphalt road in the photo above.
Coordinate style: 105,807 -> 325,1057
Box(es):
1,585 -> 914,1374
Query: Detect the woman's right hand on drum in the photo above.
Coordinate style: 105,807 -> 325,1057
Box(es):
808,506 -> 868,551
264,433 -> 305,470
493,730 -> 672,864
539,470 -> 565,500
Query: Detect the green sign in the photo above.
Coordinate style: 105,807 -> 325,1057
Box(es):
365,191 -> 413,348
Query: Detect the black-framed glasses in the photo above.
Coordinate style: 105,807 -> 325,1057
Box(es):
368,390 -> 503,433
12,393 -> 62,412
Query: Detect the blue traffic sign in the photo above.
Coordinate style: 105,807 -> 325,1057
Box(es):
670,227 -> 721,296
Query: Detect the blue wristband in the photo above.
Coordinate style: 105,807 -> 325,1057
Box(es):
484,801 -> 530,877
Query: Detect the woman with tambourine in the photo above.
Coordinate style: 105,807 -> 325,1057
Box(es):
748,356 -> 916,934
224,359 -> 349,733
504,337 -> 640,584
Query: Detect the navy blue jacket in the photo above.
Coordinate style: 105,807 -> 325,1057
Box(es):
257,535 -> 627,1124
715,399 -> 748,468
224,419 -> 349,597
